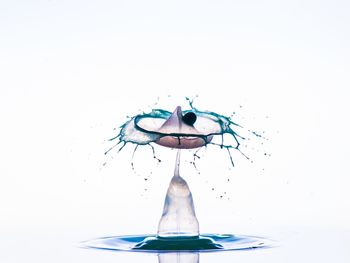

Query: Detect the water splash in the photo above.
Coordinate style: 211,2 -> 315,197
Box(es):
84,99 -> 272,254
106,103 -> 247,166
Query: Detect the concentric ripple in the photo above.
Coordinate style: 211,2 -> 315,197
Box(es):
82,234 -> 271,253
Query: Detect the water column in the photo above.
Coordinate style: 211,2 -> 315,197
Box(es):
157,150 -> 200,238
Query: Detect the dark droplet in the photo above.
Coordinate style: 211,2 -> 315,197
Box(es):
182,112 -> 197,126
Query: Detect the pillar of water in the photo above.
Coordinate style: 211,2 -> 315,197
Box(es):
157,150 -> 200,238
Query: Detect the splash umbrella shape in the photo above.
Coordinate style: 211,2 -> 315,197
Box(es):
110,105 -> 244,154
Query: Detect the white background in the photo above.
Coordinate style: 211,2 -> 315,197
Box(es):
1,0 -> 349,262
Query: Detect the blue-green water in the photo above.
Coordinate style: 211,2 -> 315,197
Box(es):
82,234 -> 270,253
106,99 -> 250,166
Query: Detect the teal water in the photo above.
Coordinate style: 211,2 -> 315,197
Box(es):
82,234 -> 270,253
106,100 -> 250,166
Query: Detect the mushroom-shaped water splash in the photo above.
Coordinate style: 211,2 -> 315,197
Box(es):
110,105 -> 243,153
82,104 -> 272,252
108,105 -> 244,239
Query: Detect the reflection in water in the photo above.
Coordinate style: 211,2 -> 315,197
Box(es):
158,253 -> 199,263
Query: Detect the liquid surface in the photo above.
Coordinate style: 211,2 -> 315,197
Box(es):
82,234 -> 271,253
